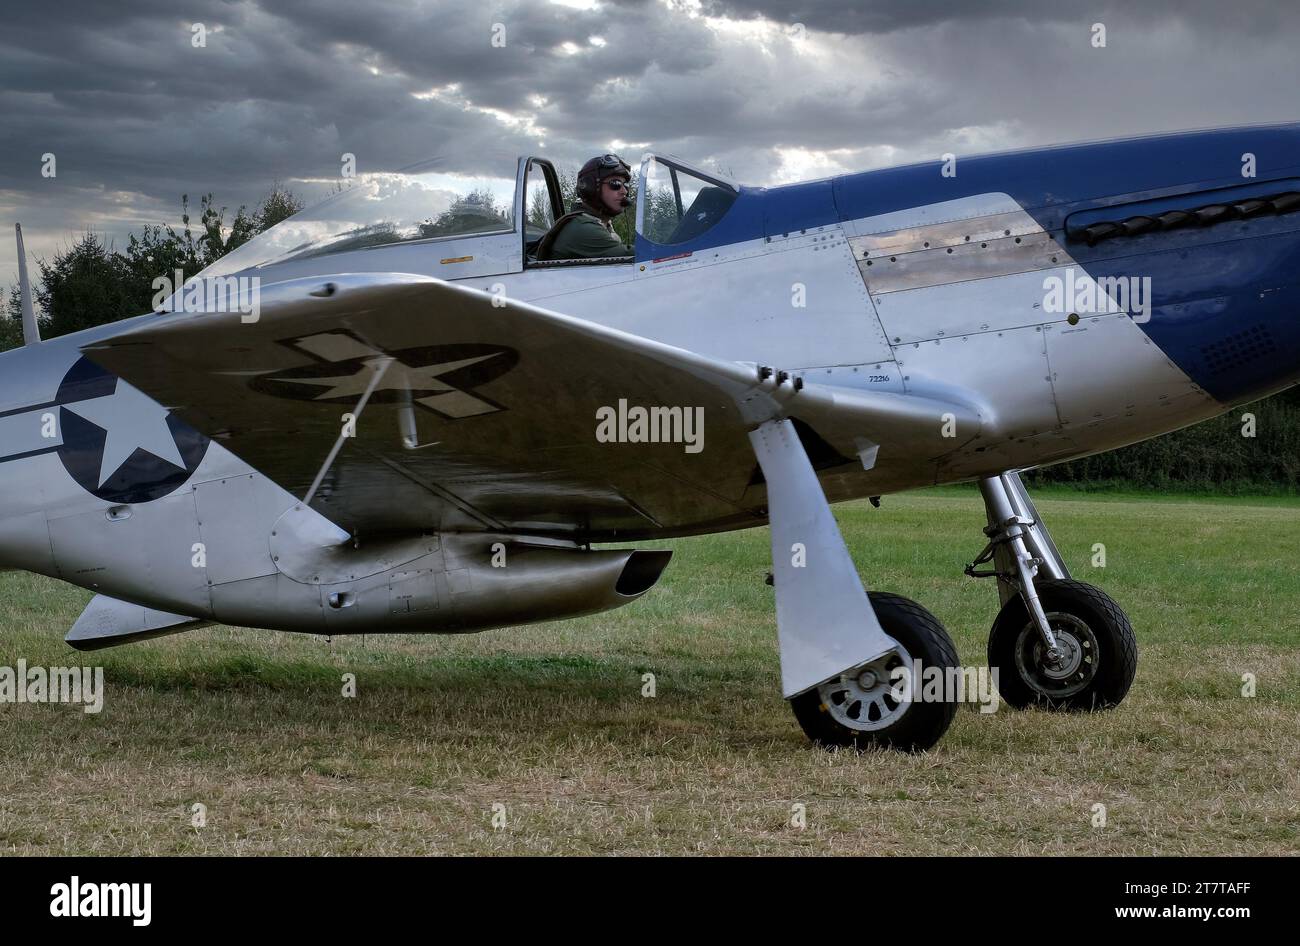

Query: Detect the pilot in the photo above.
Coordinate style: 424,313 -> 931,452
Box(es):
536,153 -> 634,260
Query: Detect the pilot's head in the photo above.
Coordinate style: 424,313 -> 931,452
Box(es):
577,153 -> 632,220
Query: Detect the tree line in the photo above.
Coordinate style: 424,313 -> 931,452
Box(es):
1,187 -> 302,344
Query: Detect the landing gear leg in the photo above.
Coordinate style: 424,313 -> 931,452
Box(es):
750,419 -> 959,751
968,472 -> 1137,710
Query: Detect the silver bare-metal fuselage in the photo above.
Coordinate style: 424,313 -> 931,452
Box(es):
2,125 -> 1299,640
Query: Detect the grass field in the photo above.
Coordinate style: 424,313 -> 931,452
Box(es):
1,486 -> 1297,855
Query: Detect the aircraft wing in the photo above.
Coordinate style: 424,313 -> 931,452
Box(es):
85,273 -> 981,538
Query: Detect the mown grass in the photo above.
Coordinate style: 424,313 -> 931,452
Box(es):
0,487 -> 1296,855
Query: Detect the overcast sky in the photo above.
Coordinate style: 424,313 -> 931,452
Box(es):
3,0 -> 1298,286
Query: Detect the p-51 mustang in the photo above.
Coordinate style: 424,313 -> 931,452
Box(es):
3,124 -> 1299,751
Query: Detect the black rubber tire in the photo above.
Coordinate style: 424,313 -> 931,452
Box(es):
987,579 -> 1137,711
790,592 -> 959,753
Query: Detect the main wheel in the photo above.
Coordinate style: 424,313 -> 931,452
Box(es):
988,578 -> 1137,710
790,592 -> 959,752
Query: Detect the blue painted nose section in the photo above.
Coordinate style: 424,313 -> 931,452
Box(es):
1054,126 -> 1300,405
826,122 -> 1300,405
1076,217 -> 1300,405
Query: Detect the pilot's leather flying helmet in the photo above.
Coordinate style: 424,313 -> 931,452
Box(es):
577,153 -> 632,217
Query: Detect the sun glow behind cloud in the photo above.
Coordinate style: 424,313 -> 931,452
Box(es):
413,84 -> 547,141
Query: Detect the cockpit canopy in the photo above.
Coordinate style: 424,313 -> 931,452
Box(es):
194,156 -> 519,280
189,151 -> 741,285
637,156 -> 738,246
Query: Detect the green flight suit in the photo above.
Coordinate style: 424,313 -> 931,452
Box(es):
537,208 -> 633,260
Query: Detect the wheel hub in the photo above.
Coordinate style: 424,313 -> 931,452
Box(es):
1014,612 -> 1098,699
1040,630 -> 1083,679
818,648 -> 912,732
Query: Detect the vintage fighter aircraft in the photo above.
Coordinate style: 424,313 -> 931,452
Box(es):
2,123 -> 1298,751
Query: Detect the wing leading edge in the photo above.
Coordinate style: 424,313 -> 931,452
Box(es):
84,273 -> 982,538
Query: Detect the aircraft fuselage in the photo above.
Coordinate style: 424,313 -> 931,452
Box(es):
2,124 -> 1298,633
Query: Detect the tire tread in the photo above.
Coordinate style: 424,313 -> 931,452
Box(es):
791,592 -> 959,752
988,578 -> 1137,711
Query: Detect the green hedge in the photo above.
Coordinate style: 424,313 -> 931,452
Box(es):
1022,388 -> 1300,494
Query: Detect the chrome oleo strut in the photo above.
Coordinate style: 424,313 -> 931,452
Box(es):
966,475 -> 1064,664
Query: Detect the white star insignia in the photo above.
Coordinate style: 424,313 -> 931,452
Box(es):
64,381 -> 186,488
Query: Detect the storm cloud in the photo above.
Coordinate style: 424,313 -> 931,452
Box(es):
2,0 -> 1297,282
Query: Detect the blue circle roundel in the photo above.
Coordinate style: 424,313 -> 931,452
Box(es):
55,357 -> 209,504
